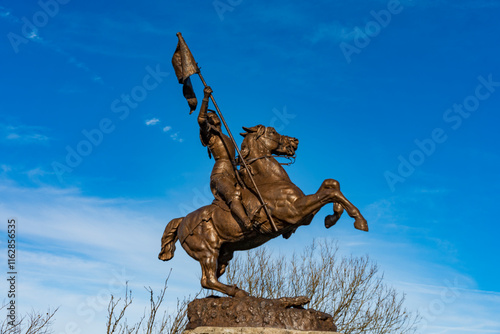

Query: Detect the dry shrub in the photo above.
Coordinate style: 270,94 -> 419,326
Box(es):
225,240 -> 420,334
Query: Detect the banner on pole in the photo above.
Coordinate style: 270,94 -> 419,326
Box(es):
172,32 -> 200,114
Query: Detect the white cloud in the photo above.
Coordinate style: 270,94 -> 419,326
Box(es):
145,118 -> 160,126
0,5 -> 20,23
0,123 -> 49,144
310,21 -> 362,44
68,56 -> 91,72
6,133 -> 20,140
1,181 -> 498,334
398,280 -> 500,333
0,9 -> 102,85
27,30 -> 42,41
170,132 -> 184,143
1,164 -> 11,173
0,7 -> 11,17
162,126 -> 183,142
0,183 -> 201,333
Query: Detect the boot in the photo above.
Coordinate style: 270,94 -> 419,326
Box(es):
230,200 -> 253,230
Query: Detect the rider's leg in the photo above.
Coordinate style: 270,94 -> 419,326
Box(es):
216,178 -> 253,230
228,191 -> 253,230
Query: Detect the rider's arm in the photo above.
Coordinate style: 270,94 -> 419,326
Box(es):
198,86 -> 212,128
198,86 -> 212,146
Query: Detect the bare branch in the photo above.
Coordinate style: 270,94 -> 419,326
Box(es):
0,304 -> 58,334
226,240 -> 420,334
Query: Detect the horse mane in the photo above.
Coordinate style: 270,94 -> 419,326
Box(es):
239,133 -> 252,159
240,125 -> 266,159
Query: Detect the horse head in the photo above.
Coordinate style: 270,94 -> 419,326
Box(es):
240,125 -> 299,159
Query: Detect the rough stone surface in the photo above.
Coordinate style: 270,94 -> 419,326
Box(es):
184,327 -> 342,334
185,296 -> 337,332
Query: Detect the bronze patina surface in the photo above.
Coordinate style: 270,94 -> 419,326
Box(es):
159,33 -> 368,298
158,114 -> 369,297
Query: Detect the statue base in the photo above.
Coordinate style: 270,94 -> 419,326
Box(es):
184,327 -> 342,334
185,296 -> 338,332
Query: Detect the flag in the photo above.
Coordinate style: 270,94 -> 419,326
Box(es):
172,32 -> 200,114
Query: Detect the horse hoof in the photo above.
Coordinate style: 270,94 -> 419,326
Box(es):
325,214 -> 340,228
234,290 -> 249,298
354,217 -> 369,232
158,251 -> 173,261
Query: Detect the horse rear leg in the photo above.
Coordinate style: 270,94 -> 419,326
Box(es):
180,219 -> 247,297
216,249 -> 234,278
199,252 -> 247,297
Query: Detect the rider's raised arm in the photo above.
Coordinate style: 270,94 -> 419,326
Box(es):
198,86 -> 213,147
198,86 -> 212,128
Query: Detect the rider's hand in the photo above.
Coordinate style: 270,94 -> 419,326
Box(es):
204,86 -> 213,97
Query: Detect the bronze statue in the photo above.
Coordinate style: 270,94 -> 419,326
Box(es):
159,33 -> 368,298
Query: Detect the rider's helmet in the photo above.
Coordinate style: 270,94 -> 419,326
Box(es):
207,109 -> 221,128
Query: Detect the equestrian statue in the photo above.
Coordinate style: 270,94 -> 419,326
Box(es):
159,33 -> 368,298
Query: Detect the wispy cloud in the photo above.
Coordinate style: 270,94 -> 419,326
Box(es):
0,182 -> 200,333
398,280 -> 500,333
0,5 -> 21,24
0,5 -> 104,85
0,6 -> 43,42
52,12 -> 170,60
146,121 -> 183,142
310,21 -> 364,44
145,118 -> 160,126
170,132 -> 183,143
1,179 -> 499,333
1,164 -> 12,174
53,47 -> 104,85
25,167 -> 51,184
307,0 -> 499,46
0,123 -> 50,144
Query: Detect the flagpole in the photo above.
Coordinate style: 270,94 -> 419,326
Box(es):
196,72 -> 279,233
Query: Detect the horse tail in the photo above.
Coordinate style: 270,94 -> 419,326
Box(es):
158,217 -> 183,261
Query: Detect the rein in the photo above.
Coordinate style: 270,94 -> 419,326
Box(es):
242,154 -> 296,166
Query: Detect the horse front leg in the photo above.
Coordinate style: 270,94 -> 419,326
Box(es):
325,202 -> 344,229
319,179 -> 368,231
292,179 -> 368,231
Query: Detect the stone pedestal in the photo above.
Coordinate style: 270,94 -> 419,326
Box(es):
185,296 -> 338,333
184,327 -> 342,334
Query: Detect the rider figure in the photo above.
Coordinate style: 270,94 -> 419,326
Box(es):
198,86 -> 253,231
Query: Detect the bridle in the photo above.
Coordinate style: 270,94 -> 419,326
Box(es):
239,130 -> 296,166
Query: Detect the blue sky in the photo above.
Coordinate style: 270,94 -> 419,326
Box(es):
1,0 -> 499,332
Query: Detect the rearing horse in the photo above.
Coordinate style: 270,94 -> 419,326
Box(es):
159,125 -> 368,297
